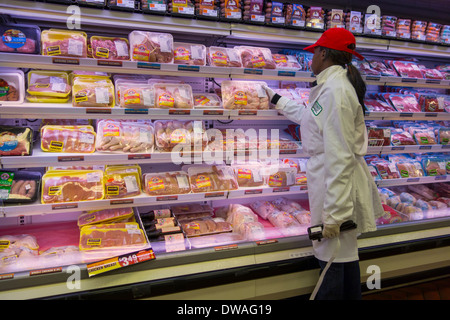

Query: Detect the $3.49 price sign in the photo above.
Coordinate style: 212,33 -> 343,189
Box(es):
87,249 -> 155,277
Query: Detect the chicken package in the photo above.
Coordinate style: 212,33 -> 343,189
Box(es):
72,78 -> 115,108
0,23 -> 41,54
0,234 -> 39,266
225,203 -> 258,231
396,160 -> 424,178
78,207 -> 135,228
90,36 -> 130,60
0,126 -> 33,156
0,70 -> 25,104
143,171 -> 191,196
41,170 -> 104,203
187,165 -> 238,193
41,29 -> 87,58
249,200 -> 277,219
118,84 -> 154,108
129,30 -> 174,63
104,167 -> 141,199
181,217 -> 232,237
40,125 -> 96,153
422,157 -> 447,176
272,54 -> 302,71
1,170 -> 41,203
79,227 -> 147,251
154,120 -> 206,152
221,80 -> 269,110
27,70 -> 71,98
154,83 -> 194,109
267,210 -> 303,236
96,120 -> 154,153
235,46 -> 276,69
207,46 -> 242,67
173,42 -> 206,66
265,166 -> 297,187
386,94 -> 421,113
392,61 -> 424,78
193,93 -> 222,108
232,164 -> 266,188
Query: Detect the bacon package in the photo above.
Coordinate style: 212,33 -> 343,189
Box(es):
143,171 -> 191,196
40,125 -> 96,153
221,80 -> 269,109
129,30 -> 174,63
173,42 -> 206,66
153,83 -> 194,109
90,36 -> 130,60
207,46 -> 242,67
235,46 -> 276,69
41,29 -> 87,58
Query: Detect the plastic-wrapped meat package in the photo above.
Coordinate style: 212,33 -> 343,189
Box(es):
187,165 -> 238,193
143,171 -> 191,195
438,128 -> 450,144
417,66 -> 445,80
78,207 -> 135,228
417,93 -> 442,112
271,54 -> 302,70
96,120 -> 154,153
426,22 -> 442,42
367,127 -> 391,146
207,47 -> 242,67
356,61 -> 380,76
390,128 -> 416,146
386,94 -> 421,112
219,0 -> 242,20
41,170 -> 104,203
27,70 -> 71,98
381,15 -> 397,36
235,46 -> 276,69
265,166 -> 297,187
411,20 -> 427,40
40,125 -> 96,153
193,93 -> 222,108
173,42 -> 206,65
396,160 -> 424,178
242,0 -> 264,23
181,217 -> 232,237
90,36 -> 130,60
221,80 -> 269,110
194,0 -> 219,19
0,126 -> 33,156
104,166 -> 141,199
268,211 -> 302,236
226,204 -> 258,232
0,70 -> 25,104
306,6 -> 325,29
271,197 -> 306,212
41,29 -> 87,58
129,31 -> 174,63
154,120 -> 206,152
72,79 -> 115,108
154,83 -> 194,109
232,164 -> 266,188
249,200 -> 277,219
372,161 -> 400,179
0,234 -> 39,267
326,9 -> 345,29
412,128 -> 437,145
108,0 -> 137,10
285,3 -> 306,27
367,60 -> 398,76
0,24 -> 40,54
118,84 -> 154,108
396,19 -> 411,39
392,61 -> 424,78
79,227 -> 147,251
422,158 -> 447,176
238,221 -> 265,240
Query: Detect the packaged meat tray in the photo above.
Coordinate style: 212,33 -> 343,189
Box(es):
90,36 -> 130,60
0,70 -> 25,104
242,0 -> 265,24
187,164 -> 238,193
266,166 -> 297,187
0,23 -> 41,54
154,120 -> 206,152
285,3 -> 306,28
104,166 -> 141,199
396,160 -> 424,178
181,217 -> 232,237
118,84 -> 154,108
207,47 -> 242,67
172,203 -> 213,220
267,210 -> 303,236
0,126 -> 33,156
372,161 -> 401,179
129,30 -> 174,63
78,0 -> 106,7
306,6 -> 325,30
396,19 -> 411,39
272,54 -> 301,70
249,200 -> 277,219
224,204 -> 258,231
41,29 -> 87,58
367,60 -> 398,77
392,61 -> 424,78
79,227 -> 147,251
232,164 -> 266,188
219,0 -> 242,21
27,70 -> 71,98
438,128 -> 450,145
386,94 -> 421,113
235,46 -> 276,69
173,42 -> 206,66
390,128 -> 416,146
0,234 -> 39,267
153,83 -> 194,109
411,20 -> 427,41
143,171 -> 191,196
78,207 -> 135,228
367,127 -> 391,146
422,157 -> 447,176
412,128 -> 437,145
96,120 -> 154,153
169,0 -> 195,15
140,0 -> 168,14
221,80 -> 269,110
0,170 -> 41,203
364,99 -> 397,112
193,93 -> 222,108
108,0 -> 137,11
72,78 -> 115,108
41,170 -> 104,204
40,125 -> 96,153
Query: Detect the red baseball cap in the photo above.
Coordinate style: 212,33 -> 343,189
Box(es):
303,28 -> 364,60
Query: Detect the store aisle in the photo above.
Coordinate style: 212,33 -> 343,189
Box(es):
363,277 -> 450,300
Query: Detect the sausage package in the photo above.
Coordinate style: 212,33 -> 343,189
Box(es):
0,23 -> 41,54
143,171 -> 191,195
90,36 -> 130,60
40,125 -> 96,153
0,126 -> 33,156
0,70 -> 25,104
41,29 -> 87,58
154,83 -> 194,109
0,170 -> 41,203
72,78 -> 115,108
27,70 -> 71,98
129,31 -> 174,63
173,42 -> 206,66
235,46 -> 276,69
221,80 -> 269,109
207,47 -> 242,67
140,0 -> 168,14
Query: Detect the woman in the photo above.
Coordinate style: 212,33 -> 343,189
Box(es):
264,28 -> 384,299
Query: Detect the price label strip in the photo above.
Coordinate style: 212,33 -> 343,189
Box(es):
87,248 -> 155,277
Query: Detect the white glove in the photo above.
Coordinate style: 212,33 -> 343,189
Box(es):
262,85 -> 276,102
322,224 -> 340,239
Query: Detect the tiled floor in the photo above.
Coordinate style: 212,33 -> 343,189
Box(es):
363,277 -> 450,300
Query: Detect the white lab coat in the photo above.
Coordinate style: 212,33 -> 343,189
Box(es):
275,65 -> 384,262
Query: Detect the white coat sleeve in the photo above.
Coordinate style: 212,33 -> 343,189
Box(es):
319,87 -> 356,226
274,96 -> 306,125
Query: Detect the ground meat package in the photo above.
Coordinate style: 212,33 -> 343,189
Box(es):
364,99 -> 396,112
40,125 -> 96,153
143,171 -> 191,196
385,94 -> 421,112
129,31 -> 174,63
0,126 -> 33,156
0,70 -> 25,104
90,36 -> 130,60
0,23 -> 41,54
235,46 -> 276,69
221,80 -> 269,109
207,47 -> 242,67
41,29 -> 87,58
173,42 -> 206,66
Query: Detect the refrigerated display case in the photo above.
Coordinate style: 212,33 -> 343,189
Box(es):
0,0 -> 449,300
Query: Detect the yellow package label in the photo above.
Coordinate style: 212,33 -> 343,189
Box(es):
96,47 -> 109,58
195,95 -> 210,105
46,45 -> 61,56
237,169 -> 252,179
234,91 -> 247,105
269,173 -> 283,187
251,56 -> 266,68
211,51 -> 228,65
148,177 -> 165,191
158,92 -> 175,108
74,91 -> 88,103
174,47 -> 190,61
186,222 -> 200,230
106,186 -> 120,196
48,186 -> 62,196
49,140 -> 64,152
133,45 -> 150,61
196,175 -> 211,188
87,238 -> 102,246
123,89 -> 141,105
102,122 -> 120,137
0,240 -> 10,250
170,129 -> 187,144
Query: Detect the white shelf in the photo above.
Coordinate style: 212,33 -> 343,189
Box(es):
376,175 -> 450,187
365,111 -> 450,121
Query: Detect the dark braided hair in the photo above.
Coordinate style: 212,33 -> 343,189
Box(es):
318,45 -> 366,115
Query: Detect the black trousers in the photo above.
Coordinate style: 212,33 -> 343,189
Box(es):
314,259 -> 362,300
